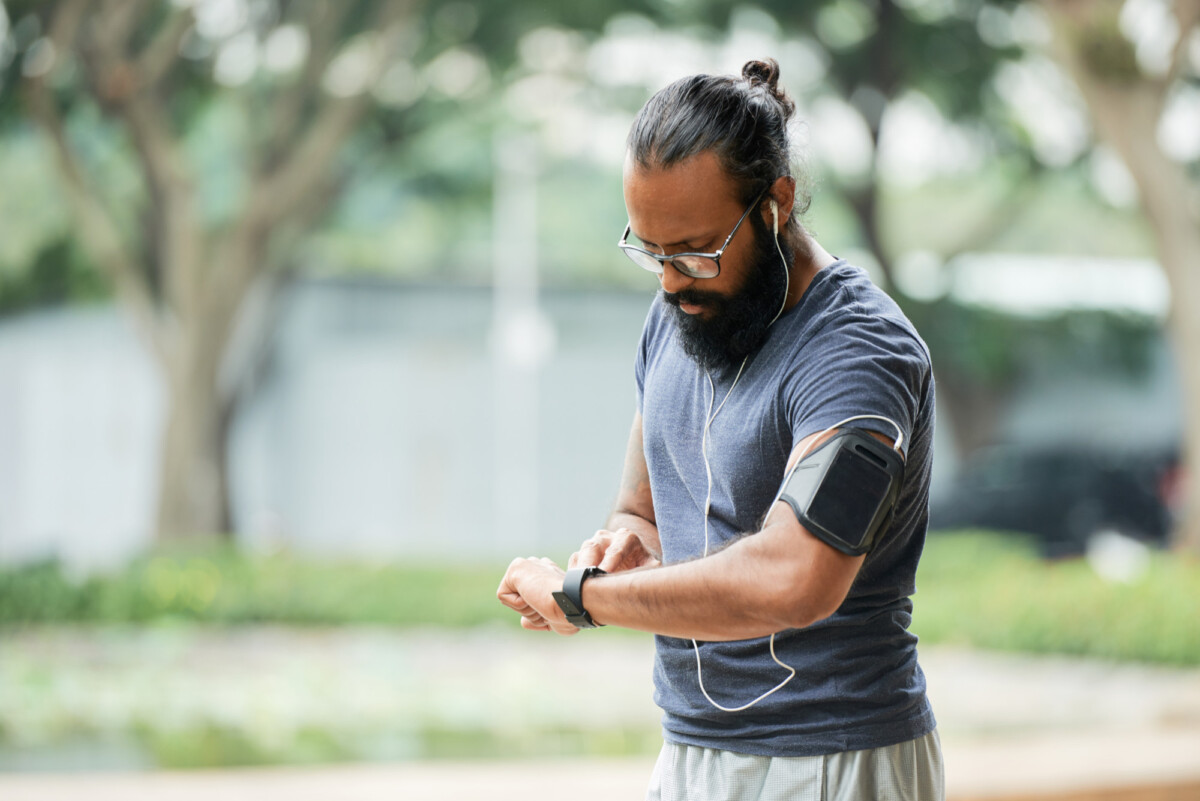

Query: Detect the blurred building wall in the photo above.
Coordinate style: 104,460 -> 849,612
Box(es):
0,267 -> 1177,571
0,281 -> 649,571
0,309 -> 164,571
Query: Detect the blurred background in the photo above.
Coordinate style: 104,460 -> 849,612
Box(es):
0,0 -> 1198,798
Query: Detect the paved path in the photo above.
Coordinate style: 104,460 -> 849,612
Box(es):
2,732 -> 1199,801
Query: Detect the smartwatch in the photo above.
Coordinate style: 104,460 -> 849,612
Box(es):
552,566 -> 607,629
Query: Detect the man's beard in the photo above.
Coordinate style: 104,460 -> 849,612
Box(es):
662,221 -> 792,372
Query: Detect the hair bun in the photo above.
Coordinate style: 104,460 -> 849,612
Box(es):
742,59 -> 779,88
741,58 -> 794,119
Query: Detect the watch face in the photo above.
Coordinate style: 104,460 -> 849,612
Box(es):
552,591 -> 582,617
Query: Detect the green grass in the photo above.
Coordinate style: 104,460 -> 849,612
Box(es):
0,545 -> 511,628
912,531 -> 1200,666
3,533 -> 1199,665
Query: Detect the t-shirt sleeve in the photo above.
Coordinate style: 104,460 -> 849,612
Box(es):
634,298 -> 661,413
783,314 -> 930,459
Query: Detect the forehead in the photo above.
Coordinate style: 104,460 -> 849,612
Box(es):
622,150 -> 743,243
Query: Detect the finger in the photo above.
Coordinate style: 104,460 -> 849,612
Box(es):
499,593 -> 535,617
597,545 -> 627,573
521,615 -> 551,632
496,557 -> 527,601
568,544 -> 595,568
572,540 -> 605,568
598,534 -> 640,572
497,581 -> 535,615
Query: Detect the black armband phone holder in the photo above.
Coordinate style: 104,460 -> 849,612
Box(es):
778,428 -> 904,556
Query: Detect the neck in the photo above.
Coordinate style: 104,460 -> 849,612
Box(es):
779,228 -> 834,313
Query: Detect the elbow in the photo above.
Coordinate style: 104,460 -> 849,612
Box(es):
773,583 -> 845,631
739,524 -> 859,633
779,604 -> 834,632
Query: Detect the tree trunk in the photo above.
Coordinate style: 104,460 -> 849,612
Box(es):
931,376 -> 1010,458
155,334 -> 232,541
1155,218 -> 1200,554
1044,0 -> 1200,553
845,181 -> 896,290
153,226 -> 277,541
26,0 -> 424,545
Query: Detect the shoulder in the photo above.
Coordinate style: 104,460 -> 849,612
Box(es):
635,293 -> 677,385
769,263 -> 933,446
781,263 -> 931,370
636,293 -> 678,359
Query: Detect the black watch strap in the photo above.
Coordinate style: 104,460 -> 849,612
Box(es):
553,566 -> 607,629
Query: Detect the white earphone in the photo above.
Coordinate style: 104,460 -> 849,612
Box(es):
768,198 -> 787,324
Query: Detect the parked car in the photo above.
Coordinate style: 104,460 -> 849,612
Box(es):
929,444 -> 1183,558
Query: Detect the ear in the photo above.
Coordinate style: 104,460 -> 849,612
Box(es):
762,176 -> 796,228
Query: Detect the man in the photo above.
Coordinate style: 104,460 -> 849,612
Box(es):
498,59 -> 942,800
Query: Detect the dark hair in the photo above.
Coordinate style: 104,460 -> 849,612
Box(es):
627,58 -> 809,218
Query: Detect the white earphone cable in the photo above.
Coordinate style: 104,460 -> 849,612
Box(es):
694,405 -> 904,712
688,195 -> 906,713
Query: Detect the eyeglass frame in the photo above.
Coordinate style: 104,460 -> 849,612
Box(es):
617,187 -> 770,279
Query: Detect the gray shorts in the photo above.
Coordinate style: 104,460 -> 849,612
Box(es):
646,730 -> 943,801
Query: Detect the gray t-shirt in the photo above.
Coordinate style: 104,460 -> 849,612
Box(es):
635,261 -> 937,757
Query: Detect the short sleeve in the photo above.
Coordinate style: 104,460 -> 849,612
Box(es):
784,314 -> 930,459
634,297 -> 663,414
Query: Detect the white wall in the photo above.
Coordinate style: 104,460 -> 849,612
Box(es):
0,282 -> 648,572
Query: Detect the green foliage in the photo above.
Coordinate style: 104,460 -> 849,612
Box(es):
4,534 -> 1200,666
0,546 -> 510,628
138,724 -> 353,769
416,723 -> 659,761
44,721 -> 656,770
0,236 -> 110,313
904,298 -> 1163,388
914,532 -> 1200,666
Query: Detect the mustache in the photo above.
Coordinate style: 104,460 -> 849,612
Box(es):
662,288 -> 725,308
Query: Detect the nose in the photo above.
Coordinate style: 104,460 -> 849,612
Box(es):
659,260 -> 694,295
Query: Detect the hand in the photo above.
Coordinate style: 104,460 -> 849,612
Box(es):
496,557 -> 578,636
569,528 -> 661,573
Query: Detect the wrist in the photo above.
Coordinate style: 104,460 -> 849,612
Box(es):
553,566 -> 606,629
580,572 -> 605,626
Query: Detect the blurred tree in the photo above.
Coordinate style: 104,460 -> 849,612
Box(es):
749,0 -> 1033,453
717,0 -> 1028,288
2,0 -> 660,544
11,0 -> 415,541
1039,0 -> 1200,553
0,235 -> 107,313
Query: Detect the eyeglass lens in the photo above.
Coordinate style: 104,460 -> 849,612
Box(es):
623,248 -> 719,279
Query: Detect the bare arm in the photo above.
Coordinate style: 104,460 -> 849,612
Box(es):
499,428 -> 897,640
606,411 -> 658,547
580,497 -> 862,640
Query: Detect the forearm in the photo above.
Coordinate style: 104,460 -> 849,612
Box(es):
606,410 -> 660,558
604,509 -> 662,559
581,516 -> 861,641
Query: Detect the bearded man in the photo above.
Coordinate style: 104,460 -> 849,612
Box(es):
498,58 -> 943,801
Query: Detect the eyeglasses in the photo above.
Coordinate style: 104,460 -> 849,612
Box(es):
618,189 -> 767,279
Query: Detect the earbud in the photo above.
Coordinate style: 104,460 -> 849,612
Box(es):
770,200 -> 779,234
